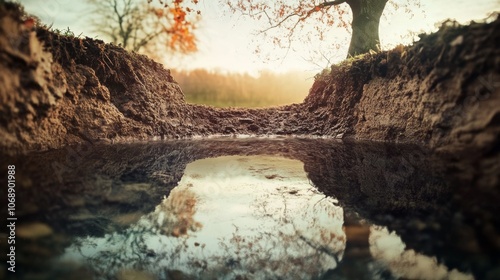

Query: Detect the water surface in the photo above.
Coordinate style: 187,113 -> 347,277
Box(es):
1,138 -> 498,279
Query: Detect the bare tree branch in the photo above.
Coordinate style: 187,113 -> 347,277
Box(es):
321,0 -> 347,7
259,0 -> 347,34
86,0 -> 198,55
227,0 -> 424,63
260,12 -> 301,34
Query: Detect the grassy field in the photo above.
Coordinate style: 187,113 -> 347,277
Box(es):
171,69 -> 312,108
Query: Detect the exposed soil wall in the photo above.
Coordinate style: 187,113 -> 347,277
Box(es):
306,19 -> 500,156
1,3 -> 499,158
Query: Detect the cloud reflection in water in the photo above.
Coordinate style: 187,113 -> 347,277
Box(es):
61,156 -> 345,279
60,155 -> 475,279
370,226 -> 474,280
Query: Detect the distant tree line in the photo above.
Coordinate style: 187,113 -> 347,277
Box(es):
171,69 -> 311,108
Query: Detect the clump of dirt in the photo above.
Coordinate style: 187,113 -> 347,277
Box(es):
0,1 -> 499,163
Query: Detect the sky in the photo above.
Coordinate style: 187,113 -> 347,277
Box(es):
19,0 -> 500,75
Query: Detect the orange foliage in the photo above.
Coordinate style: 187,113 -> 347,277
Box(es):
147,0 -> 201,53
168,1 -> 197,52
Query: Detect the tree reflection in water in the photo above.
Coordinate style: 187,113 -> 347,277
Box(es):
60,156 -> 346,279
8,139 -> 482,279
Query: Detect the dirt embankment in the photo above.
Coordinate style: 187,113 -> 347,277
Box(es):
1,2 -> 499,157
306,18 -> 500,155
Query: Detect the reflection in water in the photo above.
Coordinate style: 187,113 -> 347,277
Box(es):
61,156 -> 345,279
3,138 -> 497,279
369,226 -> 473,280
154,188 -> 202,237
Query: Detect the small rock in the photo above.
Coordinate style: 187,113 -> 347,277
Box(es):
238,118 -> 254,124
265,174 -> 278,179
248,124 -> 259,132
224,126 -> 236,133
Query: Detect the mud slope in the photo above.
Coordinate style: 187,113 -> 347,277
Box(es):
1,2 -> 499,156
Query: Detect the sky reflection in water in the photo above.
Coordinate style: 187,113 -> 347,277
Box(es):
369,226 -> 472,280
61,156 -> 344,279
59,155 -> 473,279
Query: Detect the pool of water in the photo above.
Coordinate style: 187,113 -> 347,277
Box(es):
1,138 -> 498,279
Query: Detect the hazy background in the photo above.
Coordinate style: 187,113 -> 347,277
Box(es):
19,0 -> 500,107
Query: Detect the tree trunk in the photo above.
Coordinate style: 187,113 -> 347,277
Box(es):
345,0 -> 388,58
321,208 -> 374,279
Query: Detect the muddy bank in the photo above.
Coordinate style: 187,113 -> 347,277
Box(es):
306,18 -> 500,155
0,2 -> 499,158
0,2 -> 296,153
